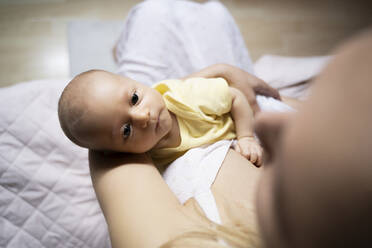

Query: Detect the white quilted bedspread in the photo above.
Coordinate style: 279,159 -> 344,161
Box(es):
0,79 -> 110,248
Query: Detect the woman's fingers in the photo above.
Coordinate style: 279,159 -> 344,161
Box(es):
254,85 -> 281,100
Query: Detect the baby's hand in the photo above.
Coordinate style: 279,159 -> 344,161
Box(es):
234,136 -> 263,167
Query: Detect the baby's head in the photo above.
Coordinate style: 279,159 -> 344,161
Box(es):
58,70 -> 173,153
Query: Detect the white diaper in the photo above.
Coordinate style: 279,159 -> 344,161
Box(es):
163,139 -> 233,224
163,96 -> 294,224
256,95 -> 295,112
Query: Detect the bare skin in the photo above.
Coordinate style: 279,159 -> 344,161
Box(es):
60,67 -> 274,166
90,29 -> 372,248
86,62 -> 309,247
255,29 -> 372,248
88,65 -> 276,247
184,63 -> 281,115
89,149 -> 261,248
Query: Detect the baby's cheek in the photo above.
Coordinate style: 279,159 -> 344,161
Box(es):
138,133 -> 158,152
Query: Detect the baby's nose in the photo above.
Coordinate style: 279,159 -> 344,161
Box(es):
132,109 -> 150,128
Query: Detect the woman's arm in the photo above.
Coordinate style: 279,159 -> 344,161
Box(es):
89,151 -> 194,248
184,63 -> 281,114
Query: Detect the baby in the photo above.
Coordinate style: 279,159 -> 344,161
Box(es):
58,69 -> 262,167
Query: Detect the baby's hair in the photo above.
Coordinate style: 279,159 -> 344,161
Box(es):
58,69 -> 104,147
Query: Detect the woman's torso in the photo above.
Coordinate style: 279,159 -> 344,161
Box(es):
182,149 -> 262,230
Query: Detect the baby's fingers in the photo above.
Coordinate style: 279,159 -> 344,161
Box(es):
249,151 -> 258,165
238,145 -> 252,161
233,142 -> 241,154
254,146 -> 263,167
235,144 -> 251,160
256,153 -> 262,167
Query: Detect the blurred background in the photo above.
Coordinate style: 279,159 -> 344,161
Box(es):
0,0 -> 371,87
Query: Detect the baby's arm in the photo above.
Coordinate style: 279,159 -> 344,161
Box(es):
229,87 -> 263,167
184,63 -> 280,114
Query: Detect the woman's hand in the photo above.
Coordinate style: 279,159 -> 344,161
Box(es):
219,64 -> 280,100
184,63 -> 281,114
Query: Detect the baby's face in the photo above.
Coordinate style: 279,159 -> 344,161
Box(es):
75,72 -> 173,153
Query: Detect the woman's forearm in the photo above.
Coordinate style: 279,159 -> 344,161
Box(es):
89,151 -> 192,248
184,63 -> 280,114
184,63 -> 256,91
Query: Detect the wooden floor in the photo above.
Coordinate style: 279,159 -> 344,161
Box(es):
0,0 -> 371,87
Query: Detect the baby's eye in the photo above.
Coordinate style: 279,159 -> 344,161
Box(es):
131,92 -> 139,105
122,123 -> 132,139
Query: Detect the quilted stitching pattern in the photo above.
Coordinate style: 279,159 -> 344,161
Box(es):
0,79 -> 110,248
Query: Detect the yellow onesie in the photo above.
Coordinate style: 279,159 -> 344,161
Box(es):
150,77 -> 236,166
